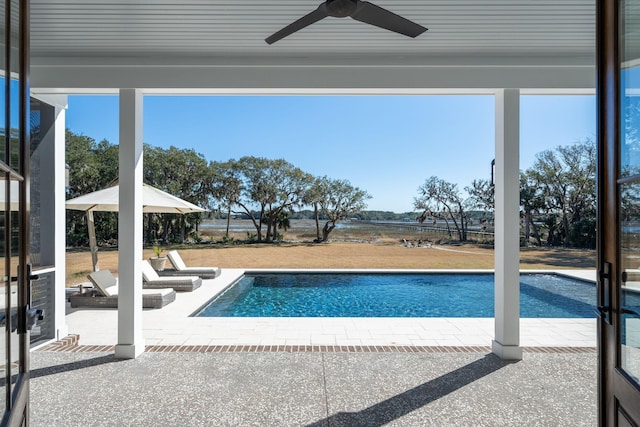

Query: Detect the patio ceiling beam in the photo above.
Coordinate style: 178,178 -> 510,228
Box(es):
31,63 -> 594,91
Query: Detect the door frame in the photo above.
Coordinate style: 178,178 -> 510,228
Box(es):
0,0 -> 30,425
597,0 -> 640,424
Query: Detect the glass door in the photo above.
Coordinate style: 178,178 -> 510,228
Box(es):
599,0 -> 640,424
0,0 -> 30,425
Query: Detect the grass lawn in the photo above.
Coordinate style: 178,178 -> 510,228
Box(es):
65,241 -> 596,286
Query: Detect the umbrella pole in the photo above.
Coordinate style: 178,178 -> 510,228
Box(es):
86,210 -> 99,271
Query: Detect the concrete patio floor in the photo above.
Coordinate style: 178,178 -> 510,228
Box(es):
30,350 -> 596,426
30,269 -> 599,426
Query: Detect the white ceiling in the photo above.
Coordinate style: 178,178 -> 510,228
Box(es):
29,0 -> 597,92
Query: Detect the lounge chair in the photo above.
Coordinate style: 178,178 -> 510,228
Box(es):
69,270 -> 176,309
161,250 -> 221,279
141,260 -> 202,292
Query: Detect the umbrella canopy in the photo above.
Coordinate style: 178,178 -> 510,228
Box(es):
65,183 -> 205,214
66,183 -> 206,272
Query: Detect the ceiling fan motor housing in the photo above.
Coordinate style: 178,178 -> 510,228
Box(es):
326,0 -> 358,17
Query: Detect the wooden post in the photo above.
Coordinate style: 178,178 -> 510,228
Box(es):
86,210 -> 99,271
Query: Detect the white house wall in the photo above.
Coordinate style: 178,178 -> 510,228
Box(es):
29,94 -> 69,342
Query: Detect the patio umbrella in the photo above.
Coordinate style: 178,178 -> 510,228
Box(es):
66,183 -> 206,271
65,183 -> 205,214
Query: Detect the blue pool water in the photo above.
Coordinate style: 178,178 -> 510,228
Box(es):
196,273 -> 615,318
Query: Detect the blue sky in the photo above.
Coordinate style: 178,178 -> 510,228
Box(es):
66,94 -> 595,212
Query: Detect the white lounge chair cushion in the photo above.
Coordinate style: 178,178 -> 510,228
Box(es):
141,260 -> 161,281
102,284 -> 171,298
167,251 -> 188,271
104,283 -> 118,297
88,269 -> 172,298
87,270 -> 119,296
148,275 -> 200,283
168,250 -> 219,273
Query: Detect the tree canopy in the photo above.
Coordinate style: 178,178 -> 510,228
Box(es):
413,138 -> 596,248
66,127 -> 596,249
313,176 -> 371,242
224,156 -> 314,242
65,130 -> 370,246
415,176 -> 470,241
66,130 -> 119,246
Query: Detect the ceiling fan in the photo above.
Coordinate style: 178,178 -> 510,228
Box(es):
265,0 -> 427,45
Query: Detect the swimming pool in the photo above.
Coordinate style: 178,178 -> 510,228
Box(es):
195,272 -> 612,318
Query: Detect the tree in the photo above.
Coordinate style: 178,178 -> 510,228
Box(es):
144,145 -> 210,243
311,177 -> 370,242
65,130 -> 119,246
415,176 -> 469,241
465,178 -> 494,227
262,210 -> 291,241
525,139 -> 596,247
231,157 -> 313,242
519,171 -> 544,246
66,130 -> 116,198
210,160 -> 242,238
304,177 -> 326,242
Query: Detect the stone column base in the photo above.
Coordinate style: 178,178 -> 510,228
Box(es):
115,342 -> 145,359
492,340 -> 523,360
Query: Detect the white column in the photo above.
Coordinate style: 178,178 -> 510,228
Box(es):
115,89 -> 144,359
492,89 -> 522,360
53,100 -> 69,340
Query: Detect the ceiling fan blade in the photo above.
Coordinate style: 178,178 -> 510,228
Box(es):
351,1 -> 427,38
265,4 -> 329,44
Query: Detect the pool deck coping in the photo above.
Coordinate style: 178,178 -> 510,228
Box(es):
56,268 -> 597,349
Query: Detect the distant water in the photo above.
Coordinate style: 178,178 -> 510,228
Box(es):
200,219 -> 319,232
199,221 -> 256,232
